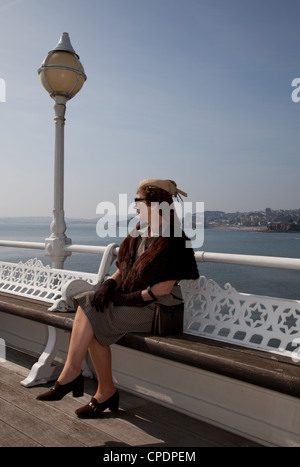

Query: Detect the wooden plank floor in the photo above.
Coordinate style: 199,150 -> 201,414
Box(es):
0,348 -> 261,448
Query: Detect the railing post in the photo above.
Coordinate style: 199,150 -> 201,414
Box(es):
45,96 -> 71,269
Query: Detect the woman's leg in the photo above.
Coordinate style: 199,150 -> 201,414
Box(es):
88,338 -> 116,402
58,306 -> 94,385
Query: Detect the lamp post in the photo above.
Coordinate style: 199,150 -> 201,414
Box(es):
38,33 -> 87,268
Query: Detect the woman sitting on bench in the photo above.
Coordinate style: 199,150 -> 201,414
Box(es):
36,178 -> 199,417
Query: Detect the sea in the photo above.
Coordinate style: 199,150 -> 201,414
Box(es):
0,220 -> 300,301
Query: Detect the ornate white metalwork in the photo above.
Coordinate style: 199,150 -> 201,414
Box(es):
0,243 -> 118,312
181,276 -> 300,358
0,258 -> 95,304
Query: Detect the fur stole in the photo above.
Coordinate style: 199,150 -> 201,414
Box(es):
116,228 -> 199,293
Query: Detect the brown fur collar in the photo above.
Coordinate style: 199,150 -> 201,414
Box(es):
117,228 -> 199,293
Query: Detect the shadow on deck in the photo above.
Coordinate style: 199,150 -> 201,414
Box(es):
0,348 -> 261,448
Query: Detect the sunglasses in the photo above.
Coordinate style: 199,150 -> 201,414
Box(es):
134,198 -> 147,203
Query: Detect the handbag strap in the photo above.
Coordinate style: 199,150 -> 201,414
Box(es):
152,303 -> 159,334
170,292 -> 184,303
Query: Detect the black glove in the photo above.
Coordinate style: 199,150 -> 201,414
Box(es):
91,278 -> 117,312
112,290 -> 144,307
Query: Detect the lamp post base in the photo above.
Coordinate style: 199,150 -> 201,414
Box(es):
45,208 -> 72,269
45,234 -> 72,269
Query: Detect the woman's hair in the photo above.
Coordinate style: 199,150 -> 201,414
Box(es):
139,185 -> 173,205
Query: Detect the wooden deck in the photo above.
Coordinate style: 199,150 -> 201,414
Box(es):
0,348 -> 261,448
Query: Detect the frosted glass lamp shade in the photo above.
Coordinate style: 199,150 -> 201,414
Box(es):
38,33 -> 86,99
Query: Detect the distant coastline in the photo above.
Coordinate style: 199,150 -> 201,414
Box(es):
206,224 -> 300,233
206,225 -> 266,232
203,207 -> 300,233
1,208 -> 300,233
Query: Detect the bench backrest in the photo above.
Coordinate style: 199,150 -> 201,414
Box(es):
0,243 -> 118,304
0,258 -> 98,302
181,276 -> 300,360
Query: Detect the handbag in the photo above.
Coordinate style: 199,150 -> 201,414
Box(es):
152,299 -> 184,336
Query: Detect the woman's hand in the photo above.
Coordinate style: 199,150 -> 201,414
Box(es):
91,278 -> 117,312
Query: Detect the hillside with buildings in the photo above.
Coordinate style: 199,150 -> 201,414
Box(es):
203,208 -> 300,231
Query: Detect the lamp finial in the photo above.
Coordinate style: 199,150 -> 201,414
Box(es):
52,32 -> 79,58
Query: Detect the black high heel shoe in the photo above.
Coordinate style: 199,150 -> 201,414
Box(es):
75,390 -> 119,418
36,373 -> 84,401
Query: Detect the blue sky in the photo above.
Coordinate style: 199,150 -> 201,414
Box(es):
0,0 -> 300,218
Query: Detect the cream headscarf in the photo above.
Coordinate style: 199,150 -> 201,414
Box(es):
138,179 -> 188,201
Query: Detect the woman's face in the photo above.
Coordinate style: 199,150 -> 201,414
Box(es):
134,190 -> 149,222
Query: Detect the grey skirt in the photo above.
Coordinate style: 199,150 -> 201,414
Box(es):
73,291 -> 156,346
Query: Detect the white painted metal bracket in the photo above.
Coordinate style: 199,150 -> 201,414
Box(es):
20,325 -> 66,387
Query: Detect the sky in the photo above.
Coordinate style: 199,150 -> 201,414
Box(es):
0,0 -> 300,219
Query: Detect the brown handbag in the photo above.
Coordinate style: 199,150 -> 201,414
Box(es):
152,300 -> 184,336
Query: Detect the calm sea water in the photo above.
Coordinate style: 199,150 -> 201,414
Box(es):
0,221 -> 300,300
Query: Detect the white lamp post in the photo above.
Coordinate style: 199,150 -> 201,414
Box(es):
38,32 -> 87,268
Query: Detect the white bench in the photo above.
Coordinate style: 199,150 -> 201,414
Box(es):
1,243 -> 300,386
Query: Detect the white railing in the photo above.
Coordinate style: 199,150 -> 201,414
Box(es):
65,244 -> 109,255
1,239 -> 300,271
195,250 -> 300,270
0,240 -> 46,250
0,240 -> 109,256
